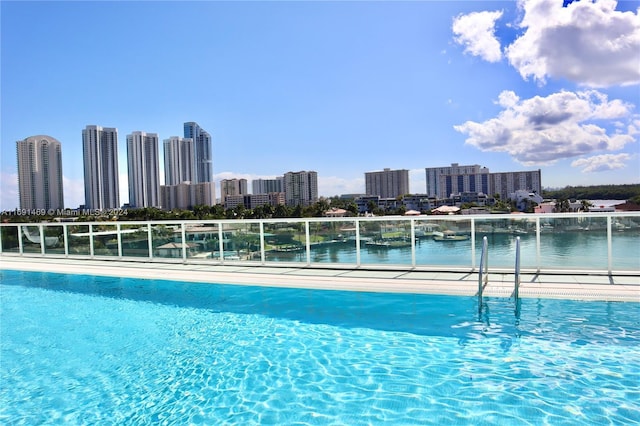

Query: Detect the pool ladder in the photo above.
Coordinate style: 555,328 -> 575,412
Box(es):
477,236 -> 521,317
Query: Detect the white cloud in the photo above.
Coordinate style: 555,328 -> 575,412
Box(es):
454,89 -> 637,165
507,0 -> 640,87
571,153 -> 634,172
455,0 -> 640,87
452,10 -> 504,62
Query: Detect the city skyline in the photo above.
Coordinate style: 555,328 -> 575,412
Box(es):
2,1 -> 638,210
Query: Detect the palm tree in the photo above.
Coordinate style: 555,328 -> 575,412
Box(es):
580,199 -> 593,212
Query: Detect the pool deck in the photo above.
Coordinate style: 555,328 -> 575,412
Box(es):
1,255 -> 638,302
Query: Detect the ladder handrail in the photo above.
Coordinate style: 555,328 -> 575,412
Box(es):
478,236 -> 488,312
514,236 -> 521,318
514,236 -> 521,300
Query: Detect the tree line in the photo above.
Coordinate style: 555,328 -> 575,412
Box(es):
542,184 -> 640,203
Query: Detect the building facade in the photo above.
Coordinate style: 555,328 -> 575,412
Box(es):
425,163 -> 541,200
490,170 -> 542,201
224,193 -> 284,210
183,122 -> 212,184
160,182 -> 215,210
283,171 -> 318,207
425,163 -> 490,199
220,178 -> 248,207
365,168 -> 409,199
126,131 -> 160,208
16,135 -> 64,210
82,125 -> 120,210
252,177 -> 283,194
163,136 -> 194,186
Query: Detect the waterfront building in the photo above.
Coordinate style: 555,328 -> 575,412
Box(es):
221,179 -> 248,207
16,135 -> 64,210
490,170 -> 542,201
284,171 -> 318,207
365,168 -> 410,199
82,125 -> 119,210
252,177 -> 284,194
425,163 -> 490,199
425,163 -> 541,200
163,136 -> 194,186
160,182 -> 215,210
183,122 -> 212,184
126,131 -> 160,208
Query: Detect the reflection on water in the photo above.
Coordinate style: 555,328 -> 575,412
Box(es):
301,230 -> 639,270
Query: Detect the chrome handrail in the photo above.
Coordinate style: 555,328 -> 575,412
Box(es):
514,236 -> 521,318
478,236 -> 488,313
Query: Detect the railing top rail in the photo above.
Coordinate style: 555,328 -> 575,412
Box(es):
1,211 -> 639,227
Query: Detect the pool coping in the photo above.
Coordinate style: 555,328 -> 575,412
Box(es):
1,256 -> 638,302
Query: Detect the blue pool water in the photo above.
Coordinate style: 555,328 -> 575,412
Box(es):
1,270 -> 639,425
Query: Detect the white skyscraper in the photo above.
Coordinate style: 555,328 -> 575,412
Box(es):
16,135 -> 64,210
163,136 -> 194,186
82,125 -> 120,210
127,131 -> 160,208
283,171 -> 318,207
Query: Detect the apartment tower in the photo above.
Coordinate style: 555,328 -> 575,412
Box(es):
16,135 -> 64,210
163,136 -> 194,186
82,125 -> 120,210
283,171 -> 318,207
220,178 -> 248,206
126,131 -> 160,208
252,177 -> 284,194
183,122 -> 212,184
365,168 -> 409,199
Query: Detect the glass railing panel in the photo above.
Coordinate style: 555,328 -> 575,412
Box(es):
20,225 -> 43,253
92,224 -> 119,257
220,222 -> 261,262
151,223 -> 184,260
263,221 -> 307,263
539,216 -> 608,271
42,225 -> 65,255
309,220 -> 357,264
414,218 -> 473,267
184,223 -> 221,260
359,219 -> 413,266
68,225 -> 90,256
121,224 -> 149,258
473,217 -> 537,269
1,226 -> 20,253
612,215 -> 640,271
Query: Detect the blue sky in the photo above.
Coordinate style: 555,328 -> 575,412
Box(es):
1,0 -> 638,210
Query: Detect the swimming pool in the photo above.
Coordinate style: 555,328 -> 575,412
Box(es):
1,270 -> 639,424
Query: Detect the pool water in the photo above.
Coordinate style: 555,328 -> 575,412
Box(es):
1,270 -> 639,425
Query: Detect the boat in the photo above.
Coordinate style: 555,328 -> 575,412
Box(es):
433,231 -> 469,242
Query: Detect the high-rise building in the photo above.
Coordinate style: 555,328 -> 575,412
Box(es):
127,131 -> 160,208
252,177 -> 284,194
425,163 -> 490,199
183,122 -> 212,184
82,125 -> 120,210
160,182 -> 215,210
16,135 -> 64,210
424,163 -> 541,200
163,136 -> 194,186
283,171 -> 318,207
365,168 -> 409,199
489,170 -> 542,201
220,178 -> 248,207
